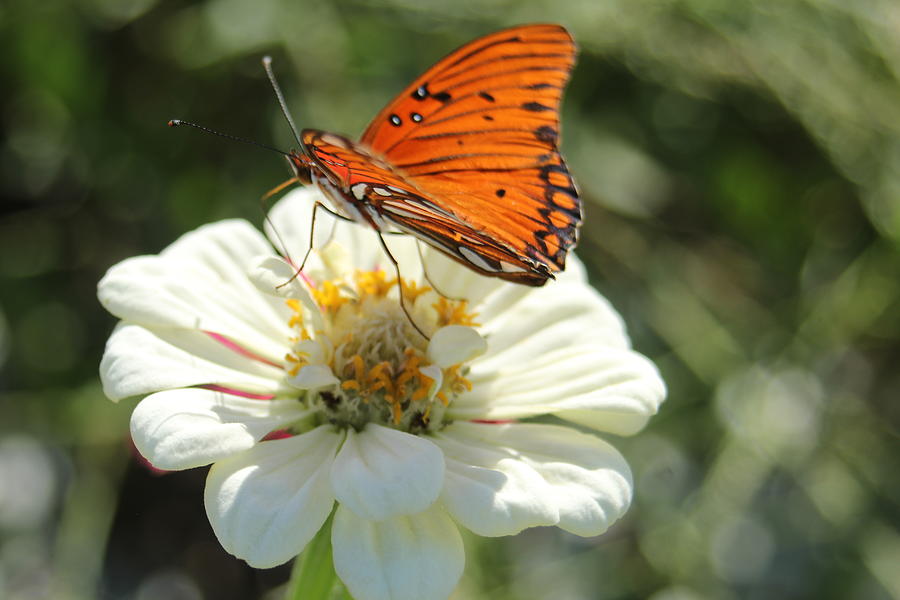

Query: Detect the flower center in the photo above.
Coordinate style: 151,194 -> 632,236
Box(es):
284,270 -> 478,434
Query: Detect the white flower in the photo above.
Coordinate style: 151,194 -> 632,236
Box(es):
98,187 -> 665,600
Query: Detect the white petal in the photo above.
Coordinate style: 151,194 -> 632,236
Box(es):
556,252 -> 588,284
131,388 -> 309,470
477,279 -> 631,353
98,221 -> 290,362
100,323 -> 284,401
435,422 -> 632,537
162,218 -> 273,271
417,244 -> 506,306
331,424 -> 444,521
426,325 -> 487,368
266,188 -> 377,274
452,344 -> 666,435
416,252 -> 587,318
288,364 -> 339,389
292,339 -> 331,365
249,256 -> 328,335
264,187 -> 342,267
418,365 -> 443,402
249,255 -> 308,300
205,426 -> 342,568
332,503 -> 464,600
433,424 -> 559,536
266,188 -> 425,283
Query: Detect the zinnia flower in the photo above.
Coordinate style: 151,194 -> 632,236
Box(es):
98,187 -> 665,600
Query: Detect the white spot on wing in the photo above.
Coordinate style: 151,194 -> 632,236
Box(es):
459,246 -> 498,272
500,261 -> 527,273
384,206 -> 425,220
418,199 -> 456,219
363,204 -> 385,227
312,173 -> 361,223
351,183 -> 367,200
372,187 -> 393,197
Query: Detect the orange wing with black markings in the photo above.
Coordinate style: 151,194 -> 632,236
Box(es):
301,129 -> 554,284
298,23 -> 581,286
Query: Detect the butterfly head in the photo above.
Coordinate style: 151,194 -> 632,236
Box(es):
287,151 -> 314,185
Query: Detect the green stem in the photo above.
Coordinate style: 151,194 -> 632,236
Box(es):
285,511 -> 340,600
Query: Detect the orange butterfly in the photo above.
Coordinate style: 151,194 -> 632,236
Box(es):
284,24 -> 581,287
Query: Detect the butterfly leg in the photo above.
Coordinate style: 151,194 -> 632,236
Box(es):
275,200 -> 331,289
261,177 -> 299,206
262,178 -> 301,269
376,233 -> 430,340
314,203 -> 355,223
415,241 -> 466,301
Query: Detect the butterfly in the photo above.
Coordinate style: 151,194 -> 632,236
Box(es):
284,24 -> 581,287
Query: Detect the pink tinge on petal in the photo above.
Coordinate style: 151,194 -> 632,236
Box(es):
128,438 -> 170,476
197,384 -> 276,400
262,429 -> 295,441
470,419 -> 517,424
203,331 -> 283,369
280,256 -> 316,287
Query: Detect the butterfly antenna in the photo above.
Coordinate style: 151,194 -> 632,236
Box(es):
262,56 -> 303,147
167,120 -> 290,157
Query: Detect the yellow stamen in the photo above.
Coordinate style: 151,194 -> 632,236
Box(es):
282,268 -> 482,432
401,279 -> 431,303
285,298 -> 305,328
368,361 -> 391,380
395,358 -> 419,388
350,354 -> 366,380
311,280 -> 348,312
355,270 -> 395,298
432,297 -> 480,327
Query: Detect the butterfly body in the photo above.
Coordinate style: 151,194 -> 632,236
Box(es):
289,24 -> 581,287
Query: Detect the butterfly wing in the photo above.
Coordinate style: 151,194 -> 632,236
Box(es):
359,23 -> 581,278
301,129 -> 553,285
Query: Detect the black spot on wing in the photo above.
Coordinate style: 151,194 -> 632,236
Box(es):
522,102 -> 552,112
478,91 -> 496,102
495,188 -> 506,198
534,125 -> 558,143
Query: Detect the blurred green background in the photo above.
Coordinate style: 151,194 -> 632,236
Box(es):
2,0 -> 899,598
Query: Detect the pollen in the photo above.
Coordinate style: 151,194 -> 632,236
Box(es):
282,268 -> 481,433
433,297 -> 480,327
310,280 -> 348,312
354,270 -> 395,298
401,279 -> 432,303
